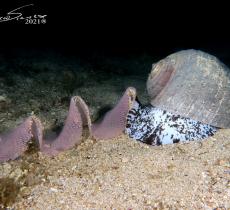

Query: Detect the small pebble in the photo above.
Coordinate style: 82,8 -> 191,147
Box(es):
49,187 -> 58,193
121,157 -> 129,163
0,95 -> 7,102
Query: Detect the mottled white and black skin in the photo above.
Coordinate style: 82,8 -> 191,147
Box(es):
126,99 -> 218,145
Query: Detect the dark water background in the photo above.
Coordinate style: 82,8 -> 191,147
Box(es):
0,2 -> 230,132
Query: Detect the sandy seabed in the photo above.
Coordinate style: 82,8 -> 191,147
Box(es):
0,129 -> 229,210
0,51 -> 229,209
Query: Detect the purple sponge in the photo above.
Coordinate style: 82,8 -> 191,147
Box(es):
0,88 -> 136,162
0,117 -> 34,162
91,87 -> 136,139
41,96 -> 87,156
0,96 -> 89,162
